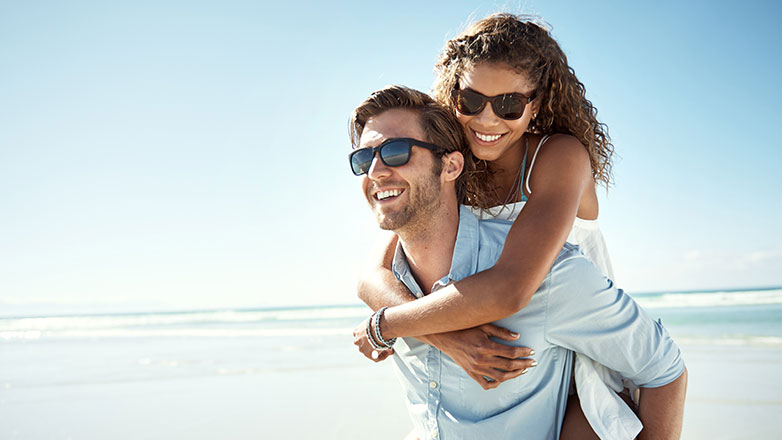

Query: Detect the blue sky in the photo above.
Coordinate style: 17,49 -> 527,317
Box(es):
1,0 -> 780,314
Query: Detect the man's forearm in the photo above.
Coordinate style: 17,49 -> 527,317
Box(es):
357,272 -> 446,348
637,367 -> 688,439
357,269 -> 417,311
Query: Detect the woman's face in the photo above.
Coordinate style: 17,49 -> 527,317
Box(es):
455,62 -> 539,169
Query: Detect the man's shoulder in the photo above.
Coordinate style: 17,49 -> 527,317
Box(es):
546,243 -> 612,301
552,242 -> 589,267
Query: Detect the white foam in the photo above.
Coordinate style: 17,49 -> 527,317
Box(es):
675,335 -> 782,348
0,306 -> 369,332
634,289 -> 782,309
0,327 -> 354,341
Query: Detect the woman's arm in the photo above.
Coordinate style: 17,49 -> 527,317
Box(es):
378,135 -> 594,339
355,231 -> 536,388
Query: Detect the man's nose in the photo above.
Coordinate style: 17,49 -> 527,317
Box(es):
366,152 -> 391,179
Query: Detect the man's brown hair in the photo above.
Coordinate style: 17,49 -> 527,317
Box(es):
349,85 -> 492,205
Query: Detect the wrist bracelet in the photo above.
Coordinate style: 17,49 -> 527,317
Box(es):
365,316 -> 383,350
373,306 -> 397,348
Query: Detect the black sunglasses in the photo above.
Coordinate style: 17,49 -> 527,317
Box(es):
349,137 -> 446,176
451,87 -> 535,120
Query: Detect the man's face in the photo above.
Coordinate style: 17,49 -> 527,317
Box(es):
357,109 -> 443,232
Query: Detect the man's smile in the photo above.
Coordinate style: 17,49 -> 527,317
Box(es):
373,188 -> 405,202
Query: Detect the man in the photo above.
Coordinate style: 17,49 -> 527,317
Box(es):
348,85 -> 687,439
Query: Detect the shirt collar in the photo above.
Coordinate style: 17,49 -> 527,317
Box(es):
391,205 -> 481,294
439,205 -> 480,286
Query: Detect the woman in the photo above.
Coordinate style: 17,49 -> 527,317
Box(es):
354,14 -> 641,439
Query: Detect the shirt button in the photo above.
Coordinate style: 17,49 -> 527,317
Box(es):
429,381 -> 438,389
431,428 -> 439,438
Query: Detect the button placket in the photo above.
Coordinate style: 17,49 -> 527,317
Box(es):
425,346 -> 442,440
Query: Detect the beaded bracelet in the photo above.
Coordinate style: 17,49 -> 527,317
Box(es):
365,317 -> 383,350
373,306 -> 397,348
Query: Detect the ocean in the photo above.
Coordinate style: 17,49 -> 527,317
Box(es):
2,287 -> 781,439
2,287 -> 782,384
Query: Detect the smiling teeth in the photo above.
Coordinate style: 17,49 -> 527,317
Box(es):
475,132 -> 502,142
377,189 -> 401,200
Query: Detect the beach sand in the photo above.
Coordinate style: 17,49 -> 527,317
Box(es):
2,336 -> 780,439
679,344 -> 782,439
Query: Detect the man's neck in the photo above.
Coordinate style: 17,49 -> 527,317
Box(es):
396,203 -> 460,293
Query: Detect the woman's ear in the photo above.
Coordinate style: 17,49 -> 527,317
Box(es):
530,98 -> 541,120
441,151 -> 464,183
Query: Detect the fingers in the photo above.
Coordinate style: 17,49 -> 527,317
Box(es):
472,368 -> 528,390
468,357 -> 539,389
479,342 -> 536,360
373,348 -> 394,362
491,357 -> 538,372
353,322 -> 394,363
470,373 -> 500,390
363,347 -> 393,362
357,343 -> 394,362
479,324 -> 519,341
489,363 -> 535,383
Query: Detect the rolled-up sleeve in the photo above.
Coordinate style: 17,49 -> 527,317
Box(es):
544,251 -> 685,388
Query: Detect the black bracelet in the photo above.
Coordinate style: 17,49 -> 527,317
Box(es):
373,307 -> 397,348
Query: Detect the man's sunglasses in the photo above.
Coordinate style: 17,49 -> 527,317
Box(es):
349,137 -> 446,176
451,87 -> 535,120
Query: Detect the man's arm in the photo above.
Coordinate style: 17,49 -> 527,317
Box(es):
544,252 -> 687,439
354,231 -> 536,388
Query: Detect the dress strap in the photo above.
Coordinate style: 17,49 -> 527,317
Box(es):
525,135 -> 551,195
520,137 -> 529,202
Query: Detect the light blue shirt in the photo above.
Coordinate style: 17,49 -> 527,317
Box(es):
390,205 -> 685,440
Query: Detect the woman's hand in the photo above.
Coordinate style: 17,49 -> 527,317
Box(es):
353,319 -> 537,389
424,324 -> 537,390
353,317 -> 394,362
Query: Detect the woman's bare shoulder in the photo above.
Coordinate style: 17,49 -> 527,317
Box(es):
530,134 -> 591,181
538,134 -> 589,158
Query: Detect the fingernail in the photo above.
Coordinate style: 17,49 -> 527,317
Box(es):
530,360 -> 538,367
529,349 -> 536,356
510,332 -> 519,337
521,368 -> 528,374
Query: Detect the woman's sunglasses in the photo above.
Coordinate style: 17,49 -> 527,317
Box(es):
349,137 -> 446,176
451,87 -> 535,120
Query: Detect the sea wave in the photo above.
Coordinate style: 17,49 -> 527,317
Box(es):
632,289 -> 782,309
0,306 -> 369,333
0,327 -> 355,341
675,335 -> 782,348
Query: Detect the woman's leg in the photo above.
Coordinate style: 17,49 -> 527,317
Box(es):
560,394 -> 600,440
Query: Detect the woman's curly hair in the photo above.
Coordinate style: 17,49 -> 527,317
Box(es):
432,13 -> 614,188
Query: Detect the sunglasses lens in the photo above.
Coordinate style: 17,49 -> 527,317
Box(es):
350,148 -> 374,175
494,94 -> 525,120
454,89 -> 486,115
380,140 -> 411,167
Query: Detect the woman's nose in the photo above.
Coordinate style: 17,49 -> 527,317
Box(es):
473,101 -> 500,125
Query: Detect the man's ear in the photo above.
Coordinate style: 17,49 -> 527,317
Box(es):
441,151 -> 464,183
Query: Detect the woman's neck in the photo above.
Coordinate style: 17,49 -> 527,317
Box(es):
487,135 -> 528,205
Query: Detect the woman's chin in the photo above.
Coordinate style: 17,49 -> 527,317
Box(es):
470,145 -> 505,162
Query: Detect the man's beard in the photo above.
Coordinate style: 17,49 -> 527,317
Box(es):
375,169 -> 442,233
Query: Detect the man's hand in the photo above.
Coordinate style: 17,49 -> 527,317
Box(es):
423,324 -> 537,390
353,317 -> 394,362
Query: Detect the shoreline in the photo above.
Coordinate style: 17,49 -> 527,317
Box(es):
2,340 -> 780,439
